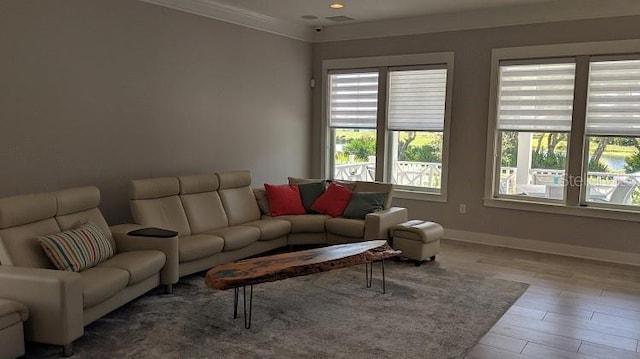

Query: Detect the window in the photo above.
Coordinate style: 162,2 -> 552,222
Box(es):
487,41 -> 640,216
583,59 -> 640,207
495,62 -> 576,201
328,71 -> 379,182
388,68 -> 447,190
323,53 -> 453,198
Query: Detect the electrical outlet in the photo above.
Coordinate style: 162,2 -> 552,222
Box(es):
459,204 -> 467,214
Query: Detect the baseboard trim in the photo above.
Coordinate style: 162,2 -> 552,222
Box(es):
444,229 -> 640,267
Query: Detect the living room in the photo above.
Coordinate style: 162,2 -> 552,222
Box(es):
1,0 -> 640,358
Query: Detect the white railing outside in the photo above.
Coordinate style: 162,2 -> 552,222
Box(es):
335,161 -> 638,200
334,160 -> 442,188
499,167 -> 640,204
500,167 -> 632,187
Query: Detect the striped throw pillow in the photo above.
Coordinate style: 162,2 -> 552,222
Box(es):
38,222 -> 114,272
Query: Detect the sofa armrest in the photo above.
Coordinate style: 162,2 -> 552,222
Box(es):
110,224 -> 179,286
364,207 -> 409,240
0,266 -> 83,346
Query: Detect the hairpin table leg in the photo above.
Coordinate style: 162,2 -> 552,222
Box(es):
243,285 -> 253,329
365,260 -> 387,294
233,287 -> 239,319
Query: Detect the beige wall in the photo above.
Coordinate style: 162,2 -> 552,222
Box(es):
0,0 -> 312,223
312,16 -> 640,253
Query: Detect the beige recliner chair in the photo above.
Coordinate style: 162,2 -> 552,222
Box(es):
0,186 -> 179,356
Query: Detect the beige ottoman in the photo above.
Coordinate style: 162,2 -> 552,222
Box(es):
390,220 -> 443,265
0,299 -> 29,359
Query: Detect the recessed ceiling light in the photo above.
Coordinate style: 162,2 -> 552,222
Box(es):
329,3 -> 344,9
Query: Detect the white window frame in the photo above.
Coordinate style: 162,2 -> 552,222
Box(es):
322,52 -> 454,201
484,39 -> 640,222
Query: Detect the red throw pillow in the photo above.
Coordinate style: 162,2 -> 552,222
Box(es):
264,184 -> 306,216
311,182 -> 353,217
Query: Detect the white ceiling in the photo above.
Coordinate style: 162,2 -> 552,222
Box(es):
140,0 -> 640,42
208,0 -> 558,26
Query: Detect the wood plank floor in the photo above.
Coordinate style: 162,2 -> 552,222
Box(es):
431,239 -> 640,359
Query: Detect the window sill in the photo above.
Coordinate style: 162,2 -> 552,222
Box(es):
483,197 -> 640,222
393,189 -> 447,202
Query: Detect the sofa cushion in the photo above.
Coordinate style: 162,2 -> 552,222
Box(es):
0,191 -> 61,268
97,250 -> 165,285
218,171 -> 252,189
297,182 -> 326,214
130,177 -> 179,200
275,214 -> 331,233
0,192 -> 56,229
218,187 -> 262,226
242,219 -> 291,241
0,218 -> 61,268
55,207 -> 115,248
217,171 -> 262,225
80,267 -> 130,308
311,182 -> 353,218
264,184 -> 306,216
179,234 -> 225,262
179,174 -> 219,194
38,222 -> 115,272
130,196 -> 191,237
343,192 -> 387,219
180,191 -> 229,233
325,218 -> 365,238
207,226 -> 260,251
253,188 -> 271,216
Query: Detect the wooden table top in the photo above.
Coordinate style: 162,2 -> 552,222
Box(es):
205,240 -> 400,290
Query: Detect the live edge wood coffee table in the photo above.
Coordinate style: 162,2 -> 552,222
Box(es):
205,240 -> 400,328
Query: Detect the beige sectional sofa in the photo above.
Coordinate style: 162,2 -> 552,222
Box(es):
130,170 -> 408,277
0,186 -> 179,356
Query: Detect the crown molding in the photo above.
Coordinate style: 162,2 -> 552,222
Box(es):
139,0 -> 640,44
138,0 -> 313,42
313,0 -> 640,42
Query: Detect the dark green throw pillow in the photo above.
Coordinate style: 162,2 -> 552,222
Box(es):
343,192 -> 388,219
297,181 -> 326,213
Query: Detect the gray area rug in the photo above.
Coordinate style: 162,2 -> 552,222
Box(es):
27,261 -> 527,359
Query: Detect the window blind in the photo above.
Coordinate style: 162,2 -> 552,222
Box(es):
497,62 -> 576,132
387,68 -> 447,131
329,72 -> 378,128
586,59 -> 640,136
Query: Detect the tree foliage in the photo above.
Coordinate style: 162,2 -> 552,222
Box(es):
625,153 -> 640,173
531,150 -> 566,169
623,138 -> 640,173
343,137 -> 376,161
402,144 -> 442,162
501,132 -> 518,167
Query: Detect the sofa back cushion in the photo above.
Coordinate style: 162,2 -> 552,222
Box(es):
179,175 -> 229,233
54,186 -> 115,249
0,192 -> 61,268
129,177 -> 191,237
217,171 -> 261,226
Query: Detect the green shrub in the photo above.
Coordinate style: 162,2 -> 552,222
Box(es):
531,151 -> 566,170
624,153 -> 640,173
588,159 -> 609,172
344,137 -> 376,161
402,144 -> 441,163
